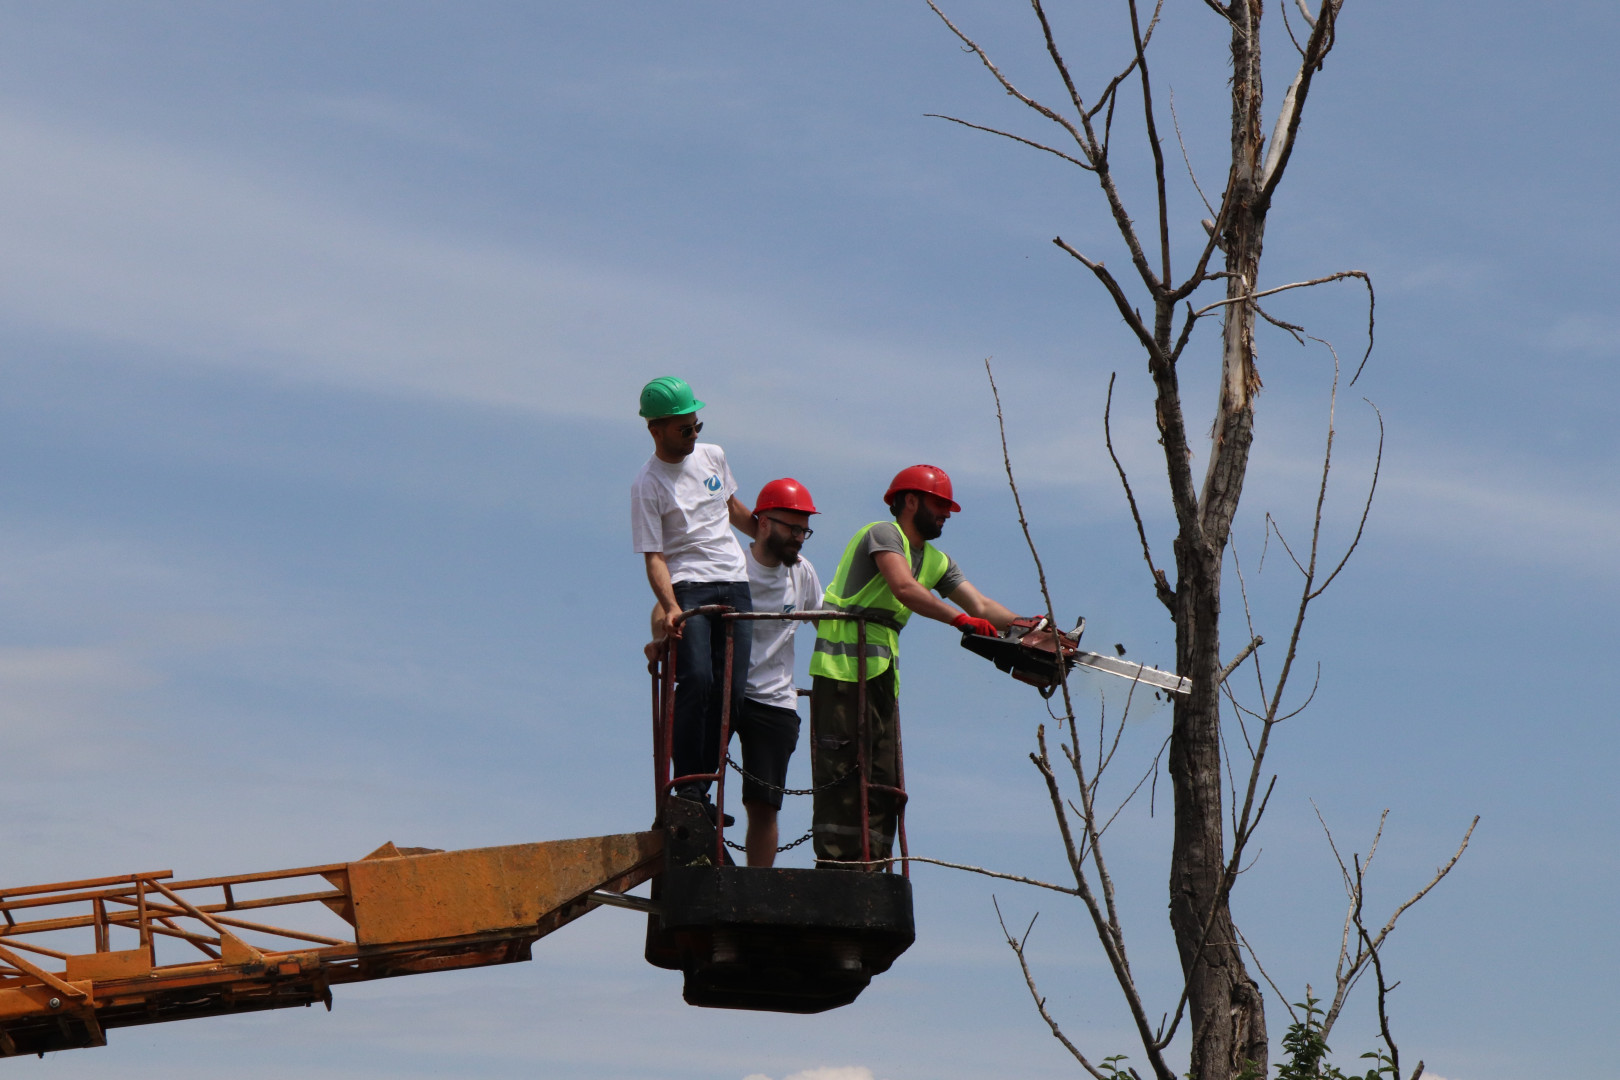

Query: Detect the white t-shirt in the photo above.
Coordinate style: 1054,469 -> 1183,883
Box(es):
744,546 -> 825,710
630,443 -> 748,583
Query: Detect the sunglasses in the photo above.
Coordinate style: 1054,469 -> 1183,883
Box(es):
671,420 -> 703,437
763,516 -> 813,540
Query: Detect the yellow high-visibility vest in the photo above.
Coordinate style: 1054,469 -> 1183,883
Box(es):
810,521 -> 950,683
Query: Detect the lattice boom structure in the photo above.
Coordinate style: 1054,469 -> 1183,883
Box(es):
0,833 -> 661,1058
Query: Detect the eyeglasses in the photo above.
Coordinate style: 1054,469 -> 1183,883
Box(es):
763,516 -> 813,540
673,420 -> 703,437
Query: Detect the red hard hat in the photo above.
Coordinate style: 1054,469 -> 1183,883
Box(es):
754,477 -> 819,515
883,464 -> 960,513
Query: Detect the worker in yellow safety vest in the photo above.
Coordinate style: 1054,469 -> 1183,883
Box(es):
808,464 -> 1020,868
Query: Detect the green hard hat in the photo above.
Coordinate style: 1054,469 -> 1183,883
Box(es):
639,376 -> 705,419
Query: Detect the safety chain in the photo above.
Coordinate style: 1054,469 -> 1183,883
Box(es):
724,828 -> 815,855
724,753 -> 856,797
719,754 -> 854,854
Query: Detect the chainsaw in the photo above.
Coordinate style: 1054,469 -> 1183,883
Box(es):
959,615 -> 1191,699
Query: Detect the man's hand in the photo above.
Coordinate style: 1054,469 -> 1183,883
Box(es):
947,581 -> 1019,632
951,613 -> 999,637
658,604 -> 684,641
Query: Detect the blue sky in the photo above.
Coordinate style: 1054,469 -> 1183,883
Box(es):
1,3 -> 1614,1078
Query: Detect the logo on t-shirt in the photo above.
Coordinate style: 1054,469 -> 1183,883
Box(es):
704,475 -> 722,492
783,603 -> 795,613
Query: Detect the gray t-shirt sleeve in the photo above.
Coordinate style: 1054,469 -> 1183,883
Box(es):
853,521 -> 965,598
863,521 -> 907,557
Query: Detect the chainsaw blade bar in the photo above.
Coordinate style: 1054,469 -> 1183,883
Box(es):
1071,651 -> 1191,695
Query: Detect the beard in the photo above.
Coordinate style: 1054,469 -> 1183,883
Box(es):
913,502 -> 944,541
764,529 -> 802,565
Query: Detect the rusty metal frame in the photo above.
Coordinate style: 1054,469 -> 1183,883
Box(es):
0,834 -> 661,1057
649,608 -> 908,875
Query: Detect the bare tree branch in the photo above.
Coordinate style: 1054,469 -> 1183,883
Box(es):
891,856 -> 1078,896
1030,730 -> 1177,1080
1200,0 -> 1239,30
1028,0 -> 1098,122
1265,513 -> 1309,577
1096,733 -> 1175,840
1022,0 -> 1168,295
1233,920 -> 1299,1026
1256,301 -> 1306,342
1189,269 -> 1367,318
1105,372 -> 1175,610
925,1 -> 1092,159
1126,0 -> 1174,284
1052,238 -> 1168,366
1168,300 -> 1207,363
1170,89 -> 1216,217
994,898 -> 1114,1080
1187,266 -> 1376,385
926,113 -> 1094,170
1228,540 -> 1269,700
1311,396 -> 1383,598
1280,0 -> 1308,59
988,360 -> 1155,1056
1315,812 -> 1480,1043
986,357 -> 1085,749
1272,664 -> 1321,721
1217,636 -> 1264,684
1364,817 -> 1479,966
1259,0 -> 1342,206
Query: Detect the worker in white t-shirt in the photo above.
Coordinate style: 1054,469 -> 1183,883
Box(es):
642,477 -> 825,865
631,377 -> 758,817
734,478 -> 824,867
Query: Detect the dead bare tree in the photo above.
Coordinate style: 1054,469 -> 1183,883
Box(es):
918,3 -> 1474,1079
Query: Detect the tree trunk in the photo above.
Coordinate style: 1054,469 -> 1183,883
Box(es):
1165,2 -> 1270,1077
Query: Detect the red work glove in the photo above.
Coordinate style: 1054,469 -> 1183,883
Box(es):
952,613 -> 998,637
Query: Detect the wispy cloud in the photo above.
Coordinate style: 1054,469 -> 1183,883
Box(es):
0,105 -> 978,461
303,93 -> 487,152
1378,456 -> 1619,580
1545,311 -> 1620,356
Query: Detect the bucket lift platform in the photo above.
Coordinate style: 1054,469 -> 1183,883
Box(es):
643,798 -> 913,1013
644,607 -> 915,1013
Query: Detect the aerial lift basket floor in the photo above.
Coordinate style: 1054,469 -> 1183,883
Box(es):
643,798 -> 913,1013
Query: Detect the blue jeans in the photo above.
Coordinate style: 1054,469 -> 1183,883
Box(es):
670,579 -> 753,797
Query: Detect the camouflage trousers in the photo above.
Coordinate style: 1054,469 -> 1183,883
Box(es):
810,670 -> 900,868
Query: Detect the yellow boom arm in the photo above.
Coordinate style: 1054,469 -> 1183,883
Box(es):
0,832 -> 661,1058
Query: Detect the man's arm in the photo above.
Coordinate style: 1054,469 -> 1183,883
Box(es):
728,494 -> 757,539
643,603 -> 666,665
872,550 -> 966,625
644,552 -> 684,639
945,581 -> 1018,632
